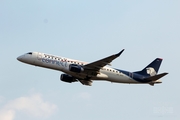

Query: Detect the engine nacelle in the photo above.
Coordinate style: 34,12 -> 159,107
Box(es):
69,64 -> 84,73
60,74 -> 76,83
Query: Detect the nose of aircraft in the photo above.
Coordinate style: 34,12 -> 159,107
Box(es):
17,55 -> 23,62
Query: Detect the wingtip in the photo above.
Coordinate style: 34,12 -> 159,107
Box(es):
164,72 -> 169,75
120,49 -> 125,53
115,49 -> 125,57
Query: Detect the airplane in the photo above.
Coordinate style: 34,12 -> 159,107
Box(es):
17,49 -> 168,86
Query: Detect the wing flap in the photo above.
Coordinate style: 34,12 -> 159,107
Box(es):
79,80 -> 92,86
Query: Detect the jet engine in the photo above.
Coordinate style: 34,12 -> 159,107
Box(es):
69,64 -> 84,73
60,74 -> 77,83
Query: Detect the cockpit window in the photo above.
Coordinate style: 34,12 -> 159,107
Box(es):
27,52 -> 32,55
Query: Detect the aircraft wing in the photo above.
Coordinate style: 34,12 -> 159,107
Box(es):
83,49 -> 124,74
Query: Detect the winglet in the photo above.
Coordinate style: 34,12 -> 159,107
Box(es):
115,49 -> 125,57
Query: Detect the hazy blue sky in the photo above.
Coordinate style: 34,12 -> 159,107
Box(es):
0,0 -> 179,120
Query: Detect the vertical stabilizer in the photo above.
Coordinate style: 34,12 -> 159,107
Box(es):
134,58 -> 163,76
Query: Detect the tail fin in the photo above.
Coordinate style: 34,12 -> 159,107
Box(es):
135,58 -> 163,76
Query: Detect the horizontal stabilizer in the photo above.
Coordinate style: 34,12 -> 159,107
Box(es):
144,73 -> 168,81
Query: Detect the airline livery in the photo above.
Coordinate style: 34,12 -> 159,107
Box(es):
17,49 -> 168,86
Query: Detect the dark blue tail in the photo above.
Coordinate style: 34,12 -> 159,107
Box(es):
134,58 -> 163,76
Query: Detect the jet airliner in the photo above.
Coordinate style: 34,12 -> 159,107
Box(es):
17,49 -> 168,86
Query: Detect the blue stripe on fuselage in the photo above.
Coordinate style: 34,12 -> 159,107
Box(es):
115,69 -> 151,83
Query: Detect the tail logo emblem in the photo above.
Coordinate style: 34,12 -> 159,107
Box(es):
146,67 -> 156,76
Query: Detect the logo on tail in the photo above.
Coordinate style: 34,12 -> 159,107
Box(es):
146,67 -> 156,76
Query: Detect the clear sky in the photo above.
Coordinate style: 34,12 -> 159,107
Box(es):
0,0 -> 179,120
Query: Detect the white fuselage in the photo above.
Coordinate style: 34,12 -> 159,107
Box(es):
17,52 -> 139,84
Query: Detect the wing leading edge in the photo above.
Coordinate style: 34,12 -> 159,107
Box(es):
83,49 -> 125,72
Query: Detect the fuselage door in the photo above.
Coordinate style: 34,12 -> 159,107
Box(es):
37,52 -> 42,60
129,72 -> 133,78
35,52 -> 43,65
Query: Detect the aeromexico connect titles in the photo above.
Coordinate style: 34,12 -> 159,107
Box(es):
17,49 -> 168,86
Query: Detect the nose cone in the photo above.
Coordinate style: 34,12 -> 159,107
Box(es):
17,56 -> 23,62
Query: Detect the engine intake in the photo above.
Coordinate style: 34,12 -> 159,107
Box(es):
60,74 -> 76,83
69,64 -> 84,73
